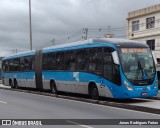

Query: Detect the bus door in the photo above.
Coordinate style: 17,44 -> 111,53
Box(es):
19,57 -> 25,87
23,56 -> 35,88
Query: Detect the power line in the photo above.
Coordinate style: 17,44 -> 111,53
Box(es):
36,18 -> 160,48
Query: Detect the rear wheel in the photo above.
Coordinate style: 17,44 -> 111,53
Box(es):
50,81 -> 58,94
9,80 -> 14,88
89,84 -> 99,100
14,80 -> 18,89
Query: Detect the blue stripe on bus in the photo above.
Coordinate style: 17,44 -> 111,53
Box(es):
3,72 -> 35,79
3,70 -> 158,99
42,71 -> 100,82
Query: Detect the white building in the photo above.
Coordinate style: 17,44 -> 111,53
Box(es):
127,4 -> 160,63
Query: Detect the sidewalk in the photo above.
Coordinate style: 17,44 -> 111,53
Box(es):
156,91 -> 160,97
0,84 -> 10,89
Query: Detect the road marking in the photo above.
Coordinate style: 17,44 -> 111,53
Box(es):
0,100 -> 7,104
67,120 -> 94,128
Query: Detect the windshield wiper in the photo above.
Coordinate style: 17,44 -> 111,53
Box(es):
137,60 -> 148,80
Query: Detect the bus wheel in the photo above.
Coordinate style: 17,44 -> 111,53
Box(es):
9,80 -> 14,88
50,81 -> 58,94
14,80 -> 18,89
89,84 -> 99,100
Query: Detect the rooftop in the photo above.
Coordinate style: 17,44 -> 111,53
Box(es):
128,4 -> 160,19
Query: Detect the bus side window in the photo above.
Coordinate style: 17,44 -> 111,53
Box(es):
65,51 -> 76,71
6,60 -> 9,71
42,54 -> 48,70
2,61 -> 5,71
9,59 -> 14,71
76,49 -> 88,71
31,56 -> 35,70
43,53 -> 56,70
49,53 -> 56,70
20,57 -> 25,71
56,52 -> 65,70
24,56 -> 32,71
88,48 -> 103,74
2,60 -> 9,71
14,58 -> 20,71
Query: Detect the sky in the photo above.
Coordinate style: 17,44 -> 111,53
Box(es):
0,0 -> 160,55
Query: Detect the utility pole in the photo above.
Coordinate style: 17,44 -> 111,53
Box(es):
29,0 -> 32,50
108,25 -> 111,34
104,26 -> 114,38
52,38 -> 55,46
83,28 -> 88,40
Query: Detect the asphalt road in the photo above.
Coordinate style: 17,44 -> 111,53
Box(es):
0,89 -> 160,128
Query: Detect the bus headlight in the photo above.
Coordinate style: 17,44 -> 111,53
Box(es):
154,80 -> 158,89
124,81 -> 133,91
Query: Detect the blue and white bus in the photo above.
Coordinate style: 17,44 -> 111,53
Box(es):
2,38 -> 158,99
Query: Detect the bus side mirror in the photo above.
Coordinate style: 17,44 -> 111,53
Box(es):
112,51 -> 120,65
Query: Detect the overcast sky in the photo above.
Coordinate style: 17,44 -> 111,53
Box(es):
0,0 -> 160,54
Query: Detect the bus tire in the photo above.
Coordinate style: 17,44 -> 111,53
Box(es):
50,81 -> 58,94
9,79 -> 14,88
14,79 -> 18,89
89,83 -> 99,100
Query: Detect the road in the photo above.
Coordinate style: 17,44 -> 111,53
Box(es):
0,89 -> 160,128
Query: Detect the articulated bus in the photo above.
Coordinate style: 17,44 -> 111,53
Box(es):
1,38 -> 158,99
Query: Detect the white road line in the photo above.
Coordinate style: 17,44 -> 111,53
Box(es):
67,120 -> 94,128
0,100 -> 7,104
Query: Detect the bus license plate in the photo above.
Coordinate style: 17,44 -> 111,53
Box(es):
141,92 -> 148,96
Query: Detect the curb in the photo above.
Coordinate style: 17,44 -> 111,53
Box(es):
0,87 -> 160,115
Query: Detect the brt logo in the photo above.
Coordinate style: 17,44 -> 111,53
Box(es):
100,80 -> 105,88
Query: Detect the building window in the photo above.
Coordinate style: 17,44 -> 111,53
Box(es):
146,17 -> 155,29
157,58 -> 160,64
146,39 -> 155,50
132,20 -> 139,31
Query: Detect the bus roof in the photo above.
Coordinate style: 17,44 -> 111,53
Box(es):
93,38 -> 148,48
42,38 -> 148,53
3,38 -> 148,60
3,50 -> 36,60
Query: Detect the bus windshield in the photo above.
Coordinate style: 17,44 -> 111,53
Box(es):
119,48 -> 156,80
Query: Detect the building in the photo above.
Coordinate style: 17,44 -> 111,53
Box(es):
127,4 -> 160,63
